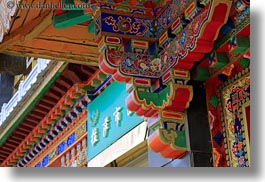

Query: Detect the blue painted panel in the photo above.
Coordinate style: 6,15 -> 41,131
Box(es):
58,141 -> 67,155
42,155 -> 49,167
35,162 -> 41,168
67,132 -> 76,147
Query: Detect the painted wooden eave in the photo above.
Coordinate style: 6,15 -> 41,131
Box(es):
0,0 -> 99,66
0,66 -> 105,166
0,61 -> 66,140
0,61 -> 66,145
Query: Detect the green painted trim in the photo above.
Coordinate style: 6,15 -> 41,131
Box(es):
83,85 -> 95,92
195,17 -> 250,72
239,58 -> 250,68
136,85 -> 171,107
214,17 -> 250,50
88,20 -> 95,33
91,79 -> 101,87
211,53 -> 229,69
231,36 -> 250,54
160,129 -> 187,148
0,65 -> 65,146
174,130 -> 187,148
209,95 -> 218,108
194,67 -> 210,81
53,10 -> 93,29
98,72 -> 107,81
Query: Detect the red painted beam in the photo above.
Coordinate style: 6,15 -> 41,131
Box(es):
69,66 -> 87,81
18,124 -> 33,132
5,139 -> 19,147
28,112 -> 45,119
27,114 -> 43,121
12,133 -> 27,139
0,152 -> 9,158
4,142 -> 18,149
13,129 -> 28,137
51,87 -> 67,97
1,145 -> 14,153
43,94 -> 61,104
64,70 -> 81,83
53,82 -> 68,92
23,119 -> 39,125
48,88 -> 63,99
59,76 -> 73,87
8,137 -> 21,145
0,150 -> 11,157
38,100 -> 53,109
20,122 -> 36,129
34,105 -> 50,113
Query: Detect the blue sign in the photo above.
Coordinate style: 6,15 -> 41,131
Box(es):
87,81 -> 144,160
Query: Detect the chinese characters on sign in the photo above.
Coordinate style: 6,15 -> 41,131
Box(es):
91,128 -> 99,146
113,106 -> 122,126
89,109 -> 99,127
89,107 -> 134,146
102,116 -> 110,138
87,81 -> 144,160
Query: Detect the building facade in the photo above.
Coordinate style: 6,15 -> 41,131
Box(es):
0,0 -> 250,167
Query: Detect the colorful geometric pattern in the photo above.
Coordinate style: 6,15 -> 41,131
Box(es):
31,120 -> 87,167
206,64 -> 250,167
220,72 -> 250,167
51,0 -> 233,161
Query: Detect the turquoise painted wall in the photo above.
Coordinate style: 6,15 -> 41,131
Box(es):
87,81 -> 144,161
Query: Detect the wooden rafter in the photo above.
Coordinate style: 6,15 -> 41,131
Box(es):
0,10 -> 53,51
0,65 -> 99,166
1,8 -> 99,66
